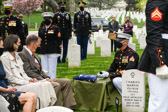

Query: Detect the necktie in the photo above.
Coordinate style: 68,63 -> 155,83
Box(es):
32,54 -> 40,68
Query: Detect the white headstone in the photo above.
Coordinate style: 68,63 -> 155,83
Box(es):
94,32 -> 99,40
140,37 -> 146,49
138,33 -> 143,44
68,44 -> 81,68
67,38 -> 76,58
128,43 -> 136,51
35,23 -> 38,31
28,31 -> 38,37
87,38 -> 95,55
122,69 -> 145,112
99,30 -> 104,37
96,36 -> 102,47
68,38 -> 76,46
129,37 -> 133,43
101,39 -> 111,57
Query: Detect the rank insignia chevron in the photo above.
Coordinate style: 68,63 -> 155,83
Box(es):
151,7 -> 163,21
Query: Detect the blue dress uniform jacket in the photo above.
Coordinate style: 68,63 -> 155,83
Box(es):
53,12 -> 72,39
138,0 -> 168,74
74,11 -> 92,37
0,15 -> 25,45
38,25 -> 61,54
107,46 -> 139,78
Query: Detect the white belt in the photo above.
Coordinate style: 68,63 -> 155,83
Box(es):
162,34 -> 168,39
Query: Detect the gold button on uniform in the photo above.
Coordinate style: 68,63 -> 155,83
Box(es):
162,61 -> 164,64
160,55 -> 163,58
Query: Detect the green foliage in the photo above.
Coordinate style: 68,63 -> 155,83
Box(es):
135,0 -> 147,11
23,14 -> 43,30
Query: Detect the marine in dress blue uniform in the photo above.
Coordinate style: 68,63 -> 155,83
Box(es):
97,33 -> 139,95
74,1 -> 92,60
138,0 -> 168,111
0,1 -> 24,51
38,12 -> 61,79
53,1 -> 72,63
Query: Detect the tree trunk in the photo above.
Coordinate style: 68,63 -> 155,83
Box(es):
45,0 -> 58,13
69,0 -> 75,14
28,14 -> 30,28
98,0 -> 102,10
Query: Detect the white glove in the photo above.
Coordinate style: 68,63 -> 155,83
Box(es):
156,65 -> 168,79
42,70 -> 49,76
97,71 -> 109,78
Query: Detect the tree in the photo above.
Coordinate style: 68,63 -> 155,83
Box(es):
44,0 -> 58,13
8,0 -> 43,28
87,0 -> 118,10
69,0 -> 75,14
135,0 -> 147,11
125,0 -> 147,11
0,0 -> 6,14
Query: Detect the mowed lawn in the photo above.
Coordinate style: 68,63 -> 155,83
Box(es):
0,13 -> 149,111
56,33 -> 149,112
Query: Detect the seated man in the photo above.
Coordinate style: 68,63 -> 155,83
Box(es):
97,33 -> 139,95
19,35 -> 76,108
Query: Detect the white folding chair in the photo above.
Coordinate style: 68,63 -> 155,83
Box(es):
37,106 -> 73,112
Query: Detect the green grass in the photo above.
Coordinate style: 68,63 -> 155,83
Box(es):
56,27 -> 148,112
0,13 -> 148,111
56,34 -> 148,112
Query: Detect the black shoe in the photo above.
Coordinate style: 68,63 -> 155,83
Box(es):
57,59 -> 61,63
62,59 -> 66,63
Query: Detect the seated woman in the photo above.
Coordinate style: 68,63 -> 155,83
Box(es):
1,35 -> 57,108
0,37 -> 37,112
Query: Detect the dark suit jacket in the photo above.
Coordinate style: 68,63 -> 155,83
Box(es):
22,22 -> 28,39
108,21 -> 119,33
19,48 -> 49,80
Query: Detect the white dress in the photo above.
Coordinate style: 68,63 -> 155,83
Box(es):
1,52 -> 57,108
